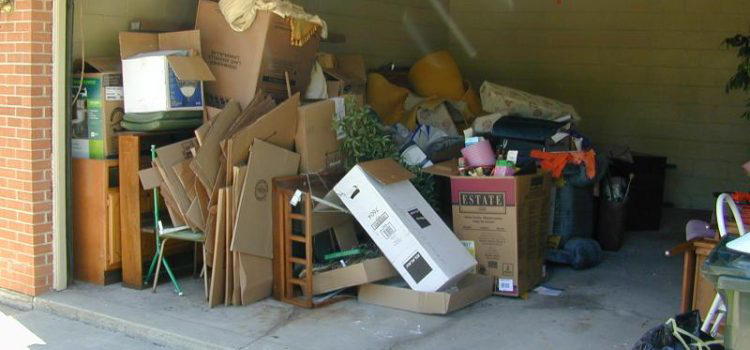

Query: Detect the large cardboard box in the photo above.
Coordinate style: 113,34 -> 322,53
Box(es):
313,257 -> 397,295
119,30 -> 215,113
334,159 -> 477,292
196,0 -> 320,107
358,274 -> 493,314
71,58 -> 124,159
427,160 -> 553,297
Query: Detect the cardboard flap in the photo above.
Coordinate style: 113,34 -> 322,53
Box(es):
359,159 -> 415,185
119,32 -> 159,59
158,30 -> 203,54
138,167 -> 162,190
423,159 -> 458,178
167,56 -> 216,81
323,68 -> 364,85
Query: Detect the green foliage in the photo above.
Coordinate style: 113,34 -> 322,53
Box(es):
723,34 -> 750,119
334,97 -> 438,208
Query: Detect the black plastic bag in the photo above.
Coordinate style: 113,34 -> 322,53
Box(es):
632,311 -> 723,350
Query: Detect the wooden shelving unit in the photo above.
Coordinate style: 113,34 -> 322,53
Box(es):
272,174 -> 348,308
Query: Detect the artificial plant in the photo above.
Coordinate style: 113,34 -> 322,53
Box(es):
335,97 -> 438,208
724,33 -> 750,119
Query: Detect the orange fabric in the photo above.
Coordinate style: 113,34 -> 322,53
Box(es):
530,150 -> 596,179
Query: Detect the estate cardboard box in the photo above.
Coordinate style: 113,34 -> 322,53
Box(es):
196,0 -> 320,107
334,159 -> 477,292
358,274 -> 493,314
71,58 -> 123,159
427,160 -> 553,297
119,30 -> 215,113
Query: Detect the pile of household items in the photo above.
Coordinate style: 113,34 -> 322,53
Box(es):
73,0 -> 624,314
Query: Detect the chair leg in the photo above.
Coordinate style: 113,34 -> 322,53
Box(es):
152,238 -> 169,293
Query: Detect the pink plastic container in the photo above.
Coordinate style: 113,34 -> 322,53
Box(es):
461,139 -> 496,167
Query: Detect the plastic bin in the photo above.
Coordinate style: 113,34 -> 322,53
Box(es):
702,235 -> 750,350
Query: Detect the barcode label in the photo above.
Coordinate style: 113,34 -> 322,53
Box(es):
379,222 -> 396,240
105,86 -> 123,101
371,212 -> 389,231
498,279 -> 514,292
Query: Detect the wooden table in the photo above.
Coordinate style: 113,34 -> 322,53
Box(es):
118,131 -> 192,289
666,238 -> 718,318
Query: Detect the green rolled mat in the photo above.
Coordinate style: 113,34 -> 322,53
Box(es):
121,118 -> 203,132
123,110 -> 203,123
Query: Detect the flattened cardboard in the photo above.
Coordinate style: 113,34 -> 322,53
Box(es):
196,0 -> 319,106
225,189 -> 233,305
335,160 -> 476,292
357,274 -> 493,315
154,138 -> 197,220
312,257 -> 397,295
296,99 -> 341,173
238,253 -> 273,305
358,158 -> 415,185
227,93 -> 299,176
231,140 -> 300,258
190,100 -> 242,192
209,188 -> 227,307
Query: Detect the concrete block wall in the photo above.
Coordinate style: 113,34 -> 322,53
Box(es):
74,0 -> 197,59
448,0 -> 750,209
0,0 -> 54,296
298,0 -> 450,68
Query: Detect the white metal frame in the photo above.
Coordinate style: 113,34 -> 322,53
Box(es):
701,193 -> 746,335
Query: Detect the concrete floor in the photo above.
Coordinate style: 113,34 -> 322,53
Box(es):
0,303 -> 164,349
4,209 -> 704,350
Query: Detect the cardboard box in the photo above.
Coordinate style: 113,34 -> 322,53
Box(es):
334,159 -> 477,292
320,54 -> 366,98
296,98 -> 342,173
196,0 -> 320,107
119,30 -> 215,113
427,160 -> 553,297
71,58 -> 124,159
358,274 -> 493,315
312,257 -> 397,295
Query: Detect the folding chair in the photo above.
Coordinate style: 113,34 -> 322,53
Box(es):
142,145 -> 207,297
701,193 -> 746,335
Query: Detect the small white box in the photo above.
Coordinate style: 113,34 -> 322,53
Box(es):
334,159 -> 476,292
119,31 -> 215,114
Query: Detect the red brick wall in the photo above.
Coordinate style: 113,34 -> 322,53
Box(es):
0,0 -> 54,296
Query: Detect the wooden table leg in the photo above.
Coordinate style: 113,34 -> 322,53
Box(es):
681,249 -> 696,313
120,135 -> 144,289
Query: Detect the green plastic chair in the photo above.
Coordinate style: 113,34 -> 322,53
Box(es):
143,145 -> 207,297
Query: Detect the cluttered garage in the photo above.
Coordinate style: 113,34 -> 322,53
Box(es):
58,1 -> 750,349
